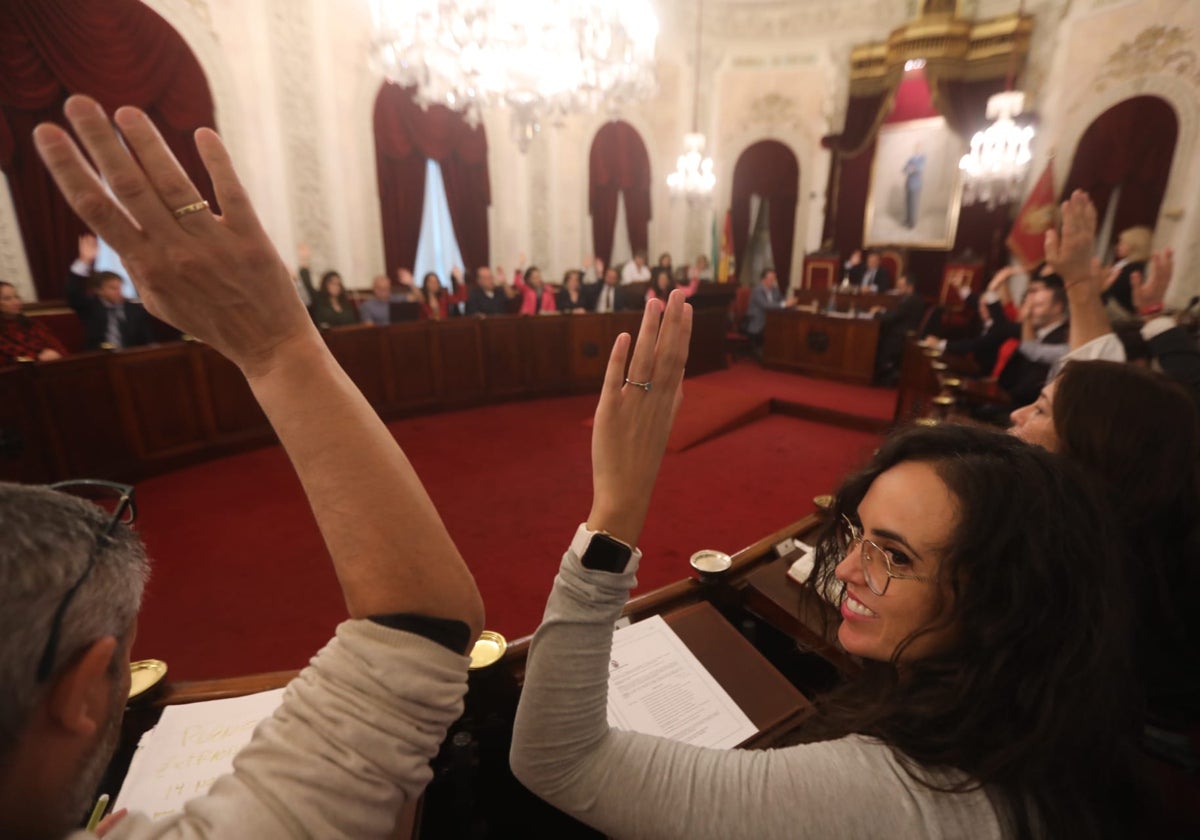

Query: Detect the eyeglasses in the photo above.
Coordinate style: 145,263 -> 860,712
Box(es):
37,480 -> 136,682
838,515 -> 935,596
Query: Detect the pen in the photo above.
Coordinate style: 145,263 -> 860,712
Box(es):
85,793 -> 110,832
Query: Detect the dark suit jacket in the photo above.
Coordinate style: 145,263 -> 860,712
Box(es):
556,287 -> 589,312
876,293 -> 927,368
1149,325 -> 1200,405
465,286 -> 509,316
849,264 -> 892,293
66,270 -> 153,350
944,300 -> 1020,375
588,283 -> 630,313
1101,260 -> 1144,315
998,321 -> 1069,407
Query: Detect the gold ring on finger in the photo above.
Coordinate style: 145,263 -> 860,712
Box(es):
171,199 -> 210,220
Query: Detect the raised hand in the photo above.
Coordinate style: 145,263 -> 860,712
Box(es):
397,267 -> 415,287
297,241 -> 311,268
34,96 -> 317,378
587,290 -> 693,547
1131,248 -> 1173,312
1046,190 -> 1102,292
78,232 -> 98,264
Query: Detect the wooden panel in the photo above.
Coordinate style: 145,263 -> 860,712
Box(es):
567,315 -> 611,387
0,364 -> 55,483
385,324 -> 438,408
197,345 -> 269,439
324,325 -> 389,411
111,345 -> 208,459
33,352 -> 137,480
685,309 -> 727,377
433,319 -> 486,400
520,316 -> 570,392
480,316 -> 526,397
763,310 -> 881,384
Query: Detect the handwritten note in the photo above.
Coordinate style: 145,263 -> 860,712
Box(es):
114,688 -> 285,821
606,615 -> 756,750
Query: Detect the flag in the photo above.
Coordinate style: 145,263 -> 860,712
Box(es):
1006,160 -> 1056,268
717,209 -> 735,283
710,212 -> 719,282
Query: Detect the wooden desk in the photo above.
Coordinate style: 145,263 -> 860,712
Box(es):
791,288 -> 899,313
762,309 -> 881,384
1,310 -> 726,485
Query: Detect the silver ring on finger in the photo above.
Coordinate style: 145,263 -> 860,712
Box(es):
624,378 -> 652,391
171,199 -> 210,220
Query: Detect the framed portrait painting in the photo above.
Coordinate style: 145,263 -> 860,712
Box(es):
864,116 -> 964,250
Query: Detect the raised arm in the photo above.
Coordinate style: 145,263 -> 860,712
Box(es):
1046,191 -> 1113,352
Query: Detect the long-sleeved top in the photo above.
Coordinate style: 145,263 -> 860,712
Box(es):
510,543 -> 1001,840
299,268 -> 359,328
0,316 -> 67,364
591,283 -> 630,314
512,272 -> 558,315
621,262 -> 651,285
66,267 -> 153,350
556,287 -> 589,313
744,283 -> 784,335
71,619 -> 469,839
465,285 -> 509,316
1053,316 -> 1200,402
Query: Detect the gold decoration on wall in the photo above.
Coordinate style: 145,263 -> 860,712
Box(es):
1093,26 -> 1200,93
744,93 -> 803,132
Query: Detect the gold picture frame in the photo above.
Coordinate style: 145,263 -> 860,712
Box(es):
864,116 -> 964,251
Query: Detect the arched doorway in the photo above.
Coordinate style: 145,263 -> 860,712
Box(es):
589,121 -> 651,269
731,140 -> 800,288
0,0 -> 217,299
1063,96 -> 1178,238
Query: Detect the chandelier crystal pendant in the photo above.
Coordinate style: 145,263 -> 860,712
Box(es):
667,0 -> 715,201
369,0 -> 660,152
958,90 -> 1034,208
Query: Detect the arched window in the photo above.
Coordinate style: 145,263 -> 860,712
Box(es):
731,141 -> 800,287
374,83 -> 490,280
589,121 -> 651,269
0,0 -> 217,299
1063,96 -> 1178,237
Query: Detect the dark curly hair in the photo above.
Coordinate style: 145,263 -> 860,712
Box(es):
805,423 -> 1142,838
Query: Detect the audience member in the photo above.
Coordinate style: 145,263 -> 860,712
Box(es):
620,251 -> 651,285
358,274 -> 406,326
1102,225 -> 1152,316
873,274 -> 926,384
991,278 -> 1068,409
592,267 -> 630,314
1010,360 -> 1200,745
645,267 -> 674,303
689,254 -> 712,284
851,250 -> 892,293
580,255 -> 604,286
744,268 -> 795,356
656,252 -> 673,272
511,303 -> 1143,837
18,94 -> 483,840
66,234 -> 153,350
0,281 -> 66,364
298,247 -> 359,328
556,270 -> 588,313
465,267 -> 511,316
513,265 -> 557,315
419,271 -> 465,321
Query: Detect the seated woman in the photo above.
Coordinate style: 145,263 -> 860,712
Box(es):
0,281 -> 66,364
302,269 -> 359,328
513,265 -> 557,315
556,270 -> 588,313
512,293 -> 1142,839
418,271 -> 465,321
644,266 -> 674,303
1010,360 -> 1200,744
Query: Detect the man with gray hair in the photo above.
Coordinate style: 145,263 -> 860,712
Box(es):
2,94 -> 485,838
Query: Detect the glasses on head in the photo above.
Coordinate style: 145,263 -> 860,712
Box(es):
37,480 -> 136,682
838,515 -> 935,596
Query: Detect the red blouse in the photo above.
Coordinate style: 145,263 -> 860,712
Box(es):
0,316 -> 67,364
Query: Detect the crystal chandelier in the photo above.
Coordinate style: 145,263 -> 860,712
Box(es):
667,0 -> 715,201
958,91 -> 1034,207
369,0 -> 660,152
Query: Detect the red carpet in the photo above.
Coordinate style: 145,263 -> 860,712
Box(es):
129,371 -> 882,680
703,361 -> 897,421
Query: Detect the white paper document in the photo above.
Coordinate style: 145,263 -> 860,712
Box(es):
606,615 -> 756,750
114,688 -> 286,821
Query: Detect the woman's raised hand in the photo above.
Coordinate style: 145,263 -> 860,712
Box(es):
33,95 -> 317,378
587,290 -> 692,548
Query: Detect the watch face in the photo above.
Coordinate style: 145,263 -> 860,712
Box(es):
582,532 -> 633,573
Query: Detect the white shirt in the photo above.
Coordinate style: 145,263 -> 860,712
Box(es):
595,284 -> 617,314
621,262 -> 651,285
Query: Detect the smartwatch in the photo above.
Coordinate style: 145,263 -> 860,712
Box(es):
571,524 -> 635,573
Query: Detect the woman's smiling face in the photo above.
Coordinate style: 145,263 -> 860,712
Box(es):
834,460 -> 958,663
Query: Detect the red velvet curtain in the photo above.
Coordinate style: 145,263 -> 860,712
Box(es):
0,0 -> 217,300
374,83 -> 491,278
1062,96 -> 1177,235
589,120 -> 651,266
731,141 -> 800,288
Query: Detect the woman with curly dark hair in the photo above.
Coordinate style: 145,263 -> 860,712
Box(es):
512,295 -> 1143,839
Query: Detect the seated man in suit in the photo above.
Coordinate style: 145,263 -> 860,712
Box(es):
872,274 -> 926,384
464,266 -> 511,316
591,267 -> 630,314
744,268 -> 795,358
8,94 -> 483,840
850,250 -> 892,293
67,234 -> 152,350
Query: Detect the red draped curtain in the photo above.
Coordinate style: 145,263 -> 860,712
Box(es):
0,0 -> 217,300
373,83 -> 490,278
1062,96 -> 1177,235
588,121 -> 651,267
731,141 -> 800,289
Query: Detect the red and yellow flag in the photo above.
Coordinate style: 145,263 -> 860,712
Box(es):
1006,161 -> 1057,268
717,209 -> 735,283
